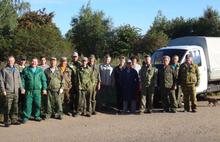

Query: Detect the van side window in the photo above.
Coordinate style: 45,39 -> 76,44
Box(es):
189,50 -> 202,66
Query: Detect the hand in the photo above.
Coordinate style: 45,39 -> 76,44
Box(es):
42,90 -> 47,95
97,83 -> 101,91
59,88 -> 64,94
3,91 -> 6,96
21,89 -> 25,94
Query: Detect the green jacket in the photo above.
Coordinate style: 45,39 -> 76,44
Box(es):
158,65 -> 176,89
139,64 -> 157,89
178,63 -> 200,86
0,65 -> 23,94
44,67 -> 64,91
88,64 -> 101,88
21,66 -> 47,91
76,66 -> 93,91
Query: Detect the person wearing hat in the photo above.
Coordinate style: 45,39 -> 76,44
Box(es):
178,54 -> 200,112
75,57 -> 93,117
121,59 -> 139,113
44,57 -> 64,120
58,57 -> 74,116
88,55 -> 101,115
139,54 -> 158,113
21,57 -> 47,123
16,55 -> 27,73
70,52 -> 81,115
112,55 -> 126,113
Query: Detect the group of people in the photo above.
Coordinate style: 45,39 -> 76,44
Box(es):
0,51 -> 200,127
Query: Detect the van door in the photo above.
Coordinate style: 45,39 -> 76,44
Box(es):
188,49 -> 208,93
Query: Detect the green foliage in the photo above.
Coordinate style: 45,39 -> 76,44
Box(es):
109,24 -> 141,57
70,3 -> 112,57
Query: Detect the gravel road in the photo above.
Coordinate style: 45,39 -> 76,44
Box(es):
0,101 -> 219,142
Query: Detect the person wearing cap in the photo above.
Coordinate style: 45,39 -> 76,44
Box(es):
70,51 -> 81,115
75,57 -> 93,117
0,56 -> 25,127
39,56 -> 49,71
21,57 -> 47,123
178,54 -> 200,112
98,54 -> 114,110
44,57 -> 64,120
16,55 -> 27,73
112,55 -> 126,113
139,55 -> 158,113
88,55 -> 101,115
121,59 -> 139,113
58,57 -> 74,116
158,56 -> 177,113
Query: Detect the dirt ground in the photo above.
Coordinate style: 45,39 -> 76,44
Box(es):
0,101 -> 220,142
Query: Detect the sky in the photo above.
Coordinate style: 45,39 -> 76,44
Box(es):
28,0 -> 220,36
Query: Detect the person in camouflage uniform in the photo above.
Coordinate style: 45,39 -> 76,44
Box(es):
58,57 -> 74,116
44,57 -> 64,120
158,56 -> 177,113
178,54 -> 200,112
139,55 -> 157,113
75,57 -> 93,117
171,55 -> 182,108
88,55 -> 101,115
0,56 -> 25,127
70,52 -> 81,116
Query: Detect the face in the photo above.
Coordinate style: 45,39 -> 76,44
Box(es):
31,58 -> 38,67
8,57 -> 15,67
119,58 -> 125,65
20,60 -> 26,66
132,58 -> 137,65
163,57 -> 170,66
50,60 -> 57,67
89,58 -> 95,65
186,57 -> 192,64
41,58 -> 46,65
61,60 -> 68,66
82,60 -> 88,66
104,57 -> 111,64
145,57 -> 151,65
172,56 -> 179,64
127,62 -> 132,68
72,56 -> 78,62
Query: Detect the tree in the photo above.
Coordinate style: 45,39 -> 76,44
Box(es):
110,24 -> 141,56
13,9 -> 71,59
70,3 -> 112,57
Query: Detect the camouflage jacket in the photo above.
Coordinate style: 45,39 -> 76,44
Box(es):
158,65 -> 176,89
178,63 -> 200,86
139,64 -> 158,89
88,64 -> 101,87
58,65 -> 73,90
44,67 -> 64,91
76,66 -> 93,91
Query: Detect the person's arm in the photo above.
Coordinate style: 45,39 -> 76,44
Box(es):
195,64 -> 200,87
0,69 -> 6,95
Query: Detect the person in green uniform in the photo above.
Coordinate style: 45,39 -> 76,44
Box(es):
178,54 -> 200,112
21,57 -> 47,123
75,57 -> 93,117
88,55 -> 101,115
58,57 -> 74,116
44,57 -> 64,120
139,55 -> 157,113
158,56 -> 177,113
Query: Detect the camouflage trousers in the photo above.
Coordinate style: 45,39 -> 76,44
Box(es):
161,88 -> 177,111
181,85 -> 197,111
77,90 -> 92,115
140,87 -> 154,112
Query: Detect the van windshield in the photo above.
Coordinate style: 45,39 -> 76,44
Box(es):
152,49 -> 187,65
